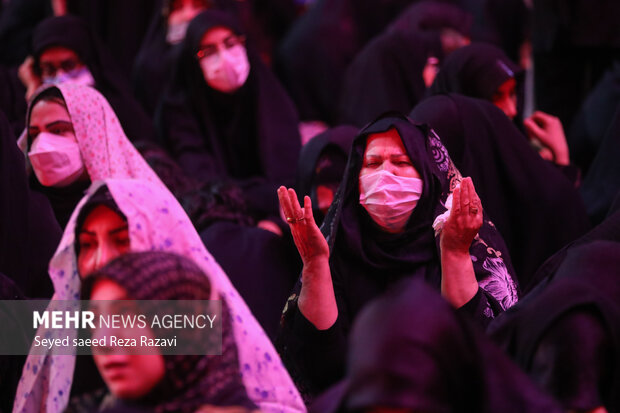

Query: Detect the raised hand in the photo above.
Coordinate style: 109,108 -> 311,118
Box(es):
277,186 -> 329,265
440,177 -> 483,254
524,111 -> 570,166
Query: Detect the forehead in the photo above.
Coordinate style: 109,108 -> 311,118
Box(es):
496,77 -> 516,94
364,128 -> 408,156
30,99 -> 71,124
81,205 -> 127,231
39,46 -> 80,63
200,25 -> 234,45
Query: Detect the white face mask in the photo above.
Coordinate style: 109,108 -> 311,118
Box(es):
43,66 -> 95,87
28,132 -> 86,187
166,21 -> 189,44
200,44 -> 250,93
359,169 -> 424,233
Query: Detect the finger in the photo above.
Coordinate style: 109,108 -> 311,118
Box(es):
278,186 -> 294,223
523,118 -> 544,139
460,177 -> 471,210
288,188 -> 303,220
452,183 -> 461,215
304,195 -> 315,222
532,110 -> 556,125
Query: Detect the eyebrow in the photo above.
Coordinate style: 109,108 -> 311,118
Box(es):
79,225 -> 129,236
45,120 -> 73,129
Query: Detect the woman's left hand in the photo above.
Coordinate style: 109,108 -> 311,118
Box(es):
440,177 -> 483,254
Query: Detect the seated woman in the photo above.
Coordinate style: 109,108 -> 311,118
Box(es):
338,1 -> 472,127
133,0 -> 214,116
21,83 -> 164,227
80,251 -> 259,412
490,241 -> 619,413
295,125 -> 357,227
428,43 -> 574,170
276,113 -> 519,399
156,10 -> 301,217
14,178 -> 304,413
310,278 -> 563,413
410,94 -> 590,291
19,15 -> 156,143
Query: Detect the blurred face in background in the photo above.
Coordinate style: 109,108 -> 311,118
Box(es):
492,78 -> 517,120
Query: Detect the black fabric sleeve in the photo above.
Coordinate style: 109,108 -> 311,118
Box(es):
457,287 -> 496,329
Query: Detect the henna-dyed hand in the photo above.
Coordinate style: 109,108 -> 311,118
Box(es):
277,186 -> 329,265
440,177 -> 483,254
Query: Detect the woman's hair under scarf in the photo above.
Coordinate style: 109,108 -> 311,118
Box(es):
489,241 -> 620,412
31,15 -> 156,144
320,113 -> 518,310
310,278 -> 564,413
82,251 -> 256,413
20,84 -> 164,187
428,42 -> 523,102
13,179 -> 305,413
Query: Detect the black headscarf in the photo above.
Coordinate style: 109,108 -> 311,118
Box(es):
429,42 -> 523,102
579,102 -> 620,226
0,109 -> 61,298
410,94 -> 590,288
0,0 -> 51,66
132,0 -> 222,117
489,241 -> 620,413
568,61 -> 620,175
310,278 -> 564,413
32,15 -> 156,144
338,28 -> 443,127
274,0 -> 415,124
339,0 -> 473,127
65,0 -> 157,80
84,251 -> 256,413
277,113 -> 518,399
156,10 -> 301,215
295,125 -> 357,224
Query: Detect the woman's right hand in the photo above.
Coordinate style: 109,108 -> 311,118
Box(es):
278,186 -> 337,329
277,186 -> 329,266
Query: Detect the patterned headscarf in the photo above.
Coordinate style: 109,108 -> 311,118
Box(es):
20,83 -> 163,186
14,179 -> 305,413
83,251 -> 256,413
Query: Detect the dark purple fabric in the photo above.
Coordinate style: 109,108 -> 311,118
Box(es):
274,0 -> 416,124
338,1 -> 471,127
0,109 -> 61,298
311,278 -> 563,413
489,241 -> 620,412
410,94 -> 590,288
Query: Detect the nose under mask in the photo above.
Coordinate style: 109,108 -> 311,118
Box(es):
28,132 -> 86,187
359,169 -> 424,233
200,45 -> 250,93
